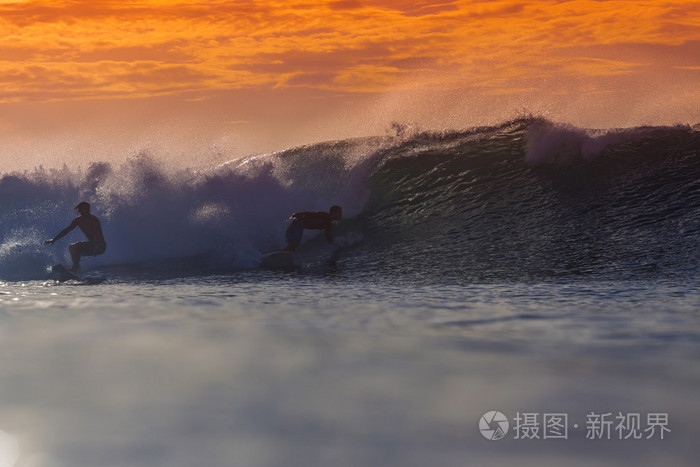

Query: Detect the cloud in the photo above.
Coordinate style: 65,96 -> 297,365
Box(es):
285,72 -> 338,87
329,0 -> 363,10
375,0 -> 460,17
0,0 -> 696,102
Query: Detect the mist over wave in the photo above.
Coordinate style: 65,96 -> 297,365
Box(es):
0,140 -> 376,280
1,117 -> 698,281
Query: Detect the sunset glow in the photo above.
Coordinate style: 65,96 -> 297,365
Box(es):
0,1 -> 698,169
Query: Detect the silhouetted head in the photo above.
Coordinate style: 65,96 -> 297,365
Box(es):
330,205 -> 342,221
75,201 -> 91,215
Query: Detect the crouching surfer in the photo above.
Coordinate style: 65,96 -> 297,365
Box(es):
283,205 -> 342,252
45,201 -> 107,273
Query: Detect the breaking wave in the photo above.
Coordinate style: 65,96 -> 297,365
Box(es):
1,117 -> 698,282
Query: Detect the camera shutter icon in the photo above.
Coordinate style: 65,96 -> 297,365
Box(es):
480,411 -> 509,440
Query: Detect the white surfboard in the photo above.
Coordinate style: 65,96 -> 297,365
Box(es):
50,264 -> 80,281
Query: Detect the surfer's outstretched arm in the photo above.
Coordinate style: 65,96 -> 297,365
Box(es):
45,219 -> 78,244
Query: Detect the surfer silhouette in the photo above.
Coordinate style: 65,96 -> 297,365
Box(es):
283,205 -> 342,252
45,201 -> 107,273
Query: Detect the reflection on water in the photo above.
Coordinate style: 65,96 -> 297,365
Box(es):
0,275 -> 698,466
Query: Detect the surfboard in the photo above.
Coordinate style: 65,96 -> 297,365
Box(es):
260,251 -> 296,270
50,264 -> 80,282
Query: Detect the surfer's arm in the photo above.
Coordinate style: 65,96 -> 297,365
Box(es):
325,225 -> 334,244
45,219 -> 78,244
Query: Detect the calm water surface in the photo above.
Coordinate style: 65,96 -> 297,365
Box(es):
0,272 -> 698,466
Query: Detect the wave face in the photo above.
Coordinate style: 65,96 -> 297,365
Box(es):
1,117 -> 699,282
360,118 -> 700,282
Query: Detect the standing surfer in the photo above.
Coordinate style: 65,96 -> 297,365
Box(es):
45,201 -> 107,273
284,205 -> 342,251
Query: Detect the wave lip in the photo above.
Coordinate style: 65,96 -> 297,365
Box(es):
524,118 -> 698,164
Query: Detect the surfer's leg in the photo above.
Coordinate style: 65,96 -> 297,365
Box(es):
69,242 -> 82,272
69,241 -> 94,272
92,241 -> 107,256
284,219 -> 303,251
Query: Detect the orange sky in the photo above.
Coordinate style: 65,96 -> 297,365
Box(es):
1,0 -> 698,169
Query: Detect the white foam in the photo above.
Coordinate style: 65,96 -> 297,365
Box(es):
0,142 -> 380,277
525,120 -> 660,164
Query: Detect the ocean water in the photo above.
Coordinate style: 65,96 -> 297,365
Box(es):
1,117 -> 699,466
